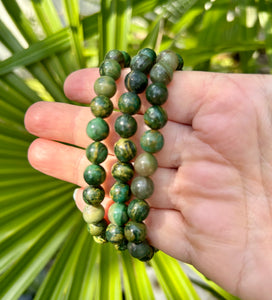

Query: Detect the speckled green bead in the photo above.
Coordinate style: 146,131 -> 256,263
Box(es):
114,239 -> 128,251
127,199 -> 150,222
139,246 -> 155,261
125,70 -> 148,94
125,221 -> 146,243
105,49 -> 125,67
93,234 -> 107,244
90,95 -> 113,118
83,185 -> 105,206
146,82 -> 168,105
86,142 -> 108,164
94,76 -> 116,98
115,114 -> 137,138
111,162 -> 134,182
134,153 -> 158,177
128,240 -> 154,261
138,48 -> 157,64
144,106 -> 168,130
84,164 -> 106,186
130,54 -> 154,74
87,219 -> 107,236
110,182 -> 131,203
150,62 -> 173,85
99,59 -> 121,80
83,204 -> 105,223
108,203 -> 129,226
121,51 -> 131,67
131,176 -> 154,199
157,50 -> 179,70
86,117 -> 109,141
106,223 -> 125,244
176,53 -> 184,70
140,130 -> 164,153
114,138 -> 137,162
118,92 -> 141,115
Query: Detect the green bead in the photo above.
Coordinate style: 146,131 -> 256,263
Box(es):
86,142 -> 108,164
93,234 -> 107,244
144,106 -> 168,130
134,153 -> 158,177
105,49 -> 125,67
146,82 -> 168,105
131,176 -> 154,199
86,117 -> 109,141
106,223 -> 125,244
121,50 -> 131,67
176,53 -> 184,70
140,130 -> 164,153
114,138 -> 137,162
110,182 -> 131,203
84,164 -> 106,185
114,239 -> 128,251
130,54 -> 154,74
157,50 -> 179,70
115,114 -> 137,138
90,95 -> 113,118
127,199 -> 150,222
125,70 -> 148,94
150,62 -> 173,85
108,203 -> 129,226
83,185 -> 105,206
87,219 -> 107,236
128,240 -> 154,261
83,204 -> 105,223
139,246 -> 155,261
125,221 -> 146,243
118,92 -> 141,115
99,59 -> 121,80
138,48 -> 157,64
111,161 -> 134,182
94,76 -> 116,98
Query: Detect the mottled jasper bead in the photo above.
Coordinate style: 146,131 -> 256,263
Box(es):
127,198 -> 150,222
118,92 -> 141,115
111,161 -> 134,182
130,54 -> 154,74
94,76 -> 116,98
110,182 -> 131,203
125,70 -> 148,94
86,118 -> 109,141
86,142 -> 108,164
84,164 -> 106,186
124,221 -> 146,243
140,130 -> 164,153
105,49 -> 125,67
93,234 -> 107,244
87,219 -> 107,236
108,203 -> 129,226
115,114 -> 137,138
114,239 -> 128,251
99,59 -> 121,80
176,53 -> 184,70
114,138 -> 137,162
121,50 -> 131,67
138,48 -> 157,64
128,240 -> 154,261
134,152 -> 158,177
150,62 -> 173,85
157,50 -> 179,70
131,176 -> 154,199
139,246 -> 155,261
145,82 -> 168,105
105,223 -> 125,244
83,185 -> 105,206
90,95 -> 113,118
83,204 -> 105,223
144,106 -> 168,130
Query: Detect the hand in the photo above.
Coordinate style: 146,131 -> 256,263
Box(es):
24,69 -> 272,300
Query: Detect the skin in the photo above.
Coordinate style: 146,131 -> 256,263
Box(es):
24,69 -> 272,300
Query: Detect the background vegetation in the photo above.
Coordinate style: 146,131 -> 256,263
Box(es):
0,0 -> 271,299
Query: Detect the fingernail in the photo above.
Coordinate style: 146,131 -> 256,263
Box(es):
73,188 -> 79,202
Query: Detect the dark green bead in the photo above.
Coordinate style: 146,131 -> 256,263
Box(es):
130,54 -> 154,74
118,92 -> 141,115
125,70 -> 148,94
84,164 -> 106,186
121,51 -> 131,67
108,203 -> 129,226
106,223 -> 125,244
115,114 -> 137,138
83,185 -> 105,206
128,240 -> 154,261
111,161 -> 134,182
94,76 -> 116,98
138,48 -> 157,64
114,239 -> 128,251
150,62 -> 173,85
87,219 -> 107,236
176,53 -> 184,70
90,95 -> 113,118
86,117 -> 109,141
125,221 -> 146,243
140,130 -> 164,153
110,182 -> 131,203
99,59 -> 121,80
139,246 -> 155,261
157,50 -> 179,70
131,176 -> 154,199
144,106 -> 168,130
114,138 -> 137,162
83,204 -> 105,223
86,142 -> 108,164
146,82 -> 168,105
93,234 -> 107,244
134,153 -> 157,177
105,50 -> 125,67
128,199 -> 150,222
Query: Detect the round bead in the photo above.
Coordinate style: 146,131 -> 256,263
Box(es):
130,54 -> 154,74
83,185 -> 105,206
83,204 -> 105,223
105,49 -> 125,67
111,161 -> 134,182
114,239 -> 128,251
90,95 -> 113,118
140,130 -> 164,153
86,117 -> 109,141
84,164 -> 106,186
157,50 -> 179,71
93,234 -> 107,244
176,53 -> 184,70
138,48 -> 157,64
125,221 -> 146,243
125,70 -> 148,94
110,182 -> 131,203
127,199 -> 150,222
150,62 -> 173,85
115,114 -> 137,138
87,219 -> 107,236
94,76 -> 116,98
131,176 -> 154,199
99,59 -> 121,80
108,203 -> 129,226
139,246 -> 155,261
128,240 -> 154,261
145,82 -> 168,105
121,50 -> 131,67
114,138 -> 137,162
118,92 -> 141,115
134,152 -> 158,177
86,142 -> 108,164
105,223 -> 125,244
144,106 -> 168,130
